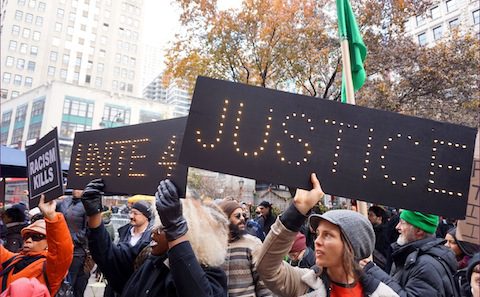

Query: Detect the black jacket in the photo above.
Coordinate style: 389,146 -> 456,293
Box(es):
57,196 -> 88,256
88,222 -> 227,297
365,237 -> 458,297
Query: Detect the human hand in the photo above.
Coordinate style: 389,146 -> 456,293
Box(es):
359,255 -> 373,269
80,178 -> 104,216
293,173 -> 325,215
38,194 -> 56,220
155,179 -> 188,241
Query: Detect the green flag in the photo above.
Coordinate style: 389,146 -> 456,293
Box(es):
337,0 -> 367,103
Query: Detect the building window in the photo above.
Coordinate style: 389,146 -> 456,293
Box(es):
95,77 -> 102,88
16,59 -> 25,70
35,16 -> 43,26
99,49 -> 106,58
12,25 -> 20,36
50,51 -> 58,62
32,31 -> 41,41
69,12 -> 76,21
47,66 -> 55,76
97,63 -> 104,73
24,77 -> 33,87
60,69 -> 67,79
63,98 -> 94,118
0,110 -> 11,144
19,43 -> 28,54
11,91 -> 20,99
416,15 -> 425,26
55,22 -> 62,32
75,57 -> 82,66
22,28 -> 31,39
1,90 -> 8,100
15,10 -> 23,20
14,75 -> 22,86
430,6 -> 440,19
473,10 -> 480,25
9,40 -> 17,51
63,54 -> 70,65
17,0 -> 26,5
28,0 -> 36,8
38,2 -> 46,12
3,73 -> 12,84
15,105 -> 28,123
103,106 -> 130,124
433,26 -> 443,41
5,56 -> 14,67
30,99 -> 44,116
57,8 -> 65,18
85,75 -> 91,83
11,128 -> 24,145
130,57 -> 136,66
27,61 -> 36,71
25,13 -> 33,23
27,122 -> 41,140
446,0 -> 456,12
449,18 -> 459,29
60,122 -> 91,139
30,46 -> 38,56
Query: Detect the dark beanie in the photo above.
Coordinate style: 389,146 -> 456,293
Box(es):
259,201 -> 272,208
448,227 -> 480,257
132,201 -> 152,221
219,200 -> 241,218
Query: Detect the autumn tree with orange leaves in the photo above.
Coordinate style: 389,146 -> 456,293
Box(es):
165,0 -> 479,127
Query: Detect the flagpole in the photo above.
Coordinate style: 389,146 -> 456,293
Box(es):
340,39 -> 355,104
340,39 -> 368,216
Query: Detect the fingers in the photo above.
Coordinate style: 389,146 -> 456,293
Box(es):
39,194 -> 45,205
164,179 -> 178,198
310,173 -> 324,193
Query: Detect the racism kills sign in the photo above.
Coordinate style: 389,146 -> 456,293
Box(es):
180,77 -> 478,218
67,117 -> 188,197
26,128 -> 63,208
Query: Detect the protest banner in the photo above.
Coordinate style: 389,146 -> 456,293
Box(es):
456,132 -> 480,244
67,117 -> 188,197
180,77 -> 477,218
26,128 -> 63,208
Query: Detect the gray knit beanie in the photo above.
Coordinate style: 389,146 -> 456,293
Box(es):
308,209 -> 374,260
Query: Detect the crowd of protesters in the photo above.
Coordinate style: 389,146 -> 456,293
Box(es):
1,172 -> 480,297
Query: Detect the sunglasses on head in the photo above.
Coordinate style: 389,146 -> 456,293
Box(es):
233,213 -> 247,220
23,233 -> 46,241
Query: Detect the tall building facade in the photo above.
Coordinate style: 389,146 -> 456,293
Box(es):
404,0 -> 479,46
1,0 -> 145,102
1,81 -> 172,164
143,74 -> 191,117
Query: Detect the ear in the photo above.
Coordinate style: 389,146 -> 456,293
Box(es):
413,227 -> 426,239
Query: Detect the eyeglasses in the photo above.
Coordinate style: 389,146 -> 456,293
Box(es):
23,233 -> 46,241
233,213 -> 247,220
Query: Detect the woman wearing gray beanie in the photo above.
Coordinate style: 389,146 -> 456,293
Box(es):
255,173 -> 398,297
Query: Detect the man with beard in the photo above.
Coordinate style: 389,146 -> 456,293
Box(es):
219,200 -> 272,297
118,201 -> 153,247
362,210 -> 459,297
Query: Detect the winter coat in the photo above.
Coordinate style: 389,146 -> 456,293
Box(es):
88,199 -> 229,297
3,222 -> 28,253
56,196 -> 88,256
364,237 -> 458,297
117,222 -> 152,247
256,205 -> 399,297
0,213 -> 74,295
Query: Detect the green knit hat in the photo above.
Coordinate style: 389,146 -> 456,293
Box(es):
400,210 -> 439,234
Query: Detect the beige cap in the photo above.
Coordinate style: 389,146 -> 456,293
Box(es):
21,219 -> 46,236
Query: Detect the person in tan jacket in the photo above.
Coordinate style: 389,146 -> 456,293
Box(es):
1,195 -> 74,296
255,173 -> 399,297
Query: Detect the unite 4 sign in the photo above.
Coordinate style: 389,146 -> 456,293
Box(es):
180,77 -> 477,218
67,117 -> 188,197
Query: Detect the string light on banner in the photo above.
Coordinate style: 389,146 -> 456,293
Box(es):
158,135 -> 178,178
278,112 -> 313,166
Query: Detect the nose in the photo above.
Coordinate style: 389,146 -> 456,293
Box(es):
314,235 -> 323,247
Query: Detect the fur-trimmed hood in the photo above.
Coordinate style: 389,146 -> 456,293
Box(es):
181,198 -> 229,267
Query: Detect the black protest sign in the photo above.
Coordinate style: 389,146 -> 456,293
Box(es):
67,117 -> 188,197
180,77 -> 477,218
26,128 -> 63,208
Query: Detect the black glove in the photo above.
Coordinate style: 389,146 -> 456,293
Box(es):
81,178 -> 104,216
155,179 -> 188,241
